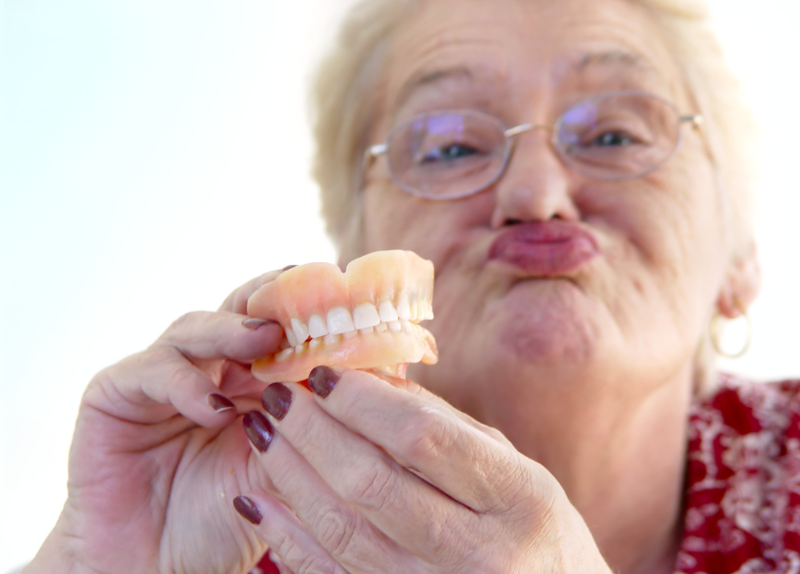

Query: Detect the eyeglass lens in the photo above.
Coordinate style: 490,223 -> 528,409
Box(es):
384,92 -> 683,199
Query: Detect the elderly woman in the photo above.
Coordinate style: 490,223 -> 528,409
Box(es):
22,0 -> 782,573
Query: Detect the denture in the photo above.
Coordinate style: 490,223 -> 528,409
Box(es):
247,250 -> 438,382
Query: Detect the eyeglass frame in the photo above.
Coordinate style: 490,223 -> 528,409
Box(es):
363,90 -> 704,201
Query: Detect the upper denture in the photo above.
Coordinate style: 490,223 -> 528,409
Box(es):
353,303 -> 381,330
308,314 -> 328,338
326,306 -> 355,335
247,251 -> 438,380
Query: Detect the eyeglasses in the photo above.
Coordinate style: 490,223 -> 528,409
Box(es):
365,91 -> 702,200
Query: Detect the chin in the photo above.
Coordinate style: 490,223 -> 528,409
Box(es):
490,278 -> 604,364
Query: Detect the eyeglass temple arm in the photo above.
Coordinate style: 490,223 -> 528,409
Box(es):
367,143 -> 387,158
680,114 -> 703,127
361,143 -> 387,179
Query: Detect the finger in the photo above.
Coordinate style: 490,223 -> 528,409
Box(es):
260,384 -> 472,561
155,310 -> 283,363
242,411 -> 409,572
218,269 -> 289,314
268,551 -> 296,574
368,369 -> 514,448
232,492 -> 349,574
219,360 -> 275,400
309,368 -> 535,514
83,312 -> 281,426
87,346 -> 241,427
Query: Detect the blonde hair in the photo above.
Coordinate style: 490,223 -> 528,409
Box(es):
310,0 -> 757,395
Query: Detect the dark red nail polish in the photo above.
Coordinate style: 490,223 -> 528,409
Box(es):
282,265 -> 298,271
262,383 -> 292,421
308,366 -> 340,398
242,318 -> 279,330
243,411 -> 274,452
207,393 -> 235,413
233,495 -> 263,525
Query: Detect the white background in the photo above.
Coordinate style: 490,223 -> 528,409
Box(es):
2,0 -> 799,570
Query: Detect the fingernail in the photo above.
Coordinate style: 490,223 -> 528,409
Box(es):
282,264 -> 298,271
262,383 -> 292,421
242,318 -> 279,330
233,495 -> 263,525
207,393 -> 235,413
243,411 -> 274,452
308,366 -> 340,399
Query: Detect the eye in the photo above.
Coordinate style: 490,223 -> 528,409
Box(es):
421,143 -> 479,163
592,131 -> 634,147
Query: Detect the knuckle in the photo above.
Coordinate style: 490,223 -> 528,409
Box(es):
295,553 -> 338,574
273,533 -> 338,574
314,505 -> 360,558
85,365 -> 125,407
163,310 -> 219,339
486,460 -> 530,512
345,458 -> 400,512
144,344 -> 182,367
232,291 -> 248,313
398,407 -> 455,464
167,310 -> 201,331
502,460 -> 555,520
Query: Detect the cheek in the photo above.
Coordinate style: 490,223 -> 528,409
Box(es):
363,185 -> 423,251
642,161 -> 725,290
592,157 -> 726,336
362,183 -> 495,263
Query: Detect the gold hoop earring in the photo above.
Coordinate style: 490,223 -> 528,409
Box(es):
709,298 -> 752,359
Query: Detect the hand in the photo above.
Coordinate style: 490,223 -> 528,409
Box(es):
25,269 -> 289,574
236,368 -> 613,574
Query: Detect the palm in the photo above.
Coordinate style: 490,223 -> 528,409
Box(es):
32,272 -> 285,573
64,373 -> 268,574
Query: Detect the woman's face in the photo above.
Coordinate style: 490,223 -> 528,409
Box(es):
361,0 -> 742,413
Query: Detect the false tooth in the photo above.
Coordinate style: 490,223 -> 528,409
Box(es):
327,306 -> 355,335
353,303 -> 380,329
291,318 -> 309,343
378,300 -> 399,322
324,333 -> 340,346
309,338 -> 321,349
276,348 -> 294,362
409,299 -> 419,322
375,322 -> 388,332
388,320 -> 401,332
424,302 -> 434,320
396,293 -> 411,321
308,314 -> 328,338
285,327 -> 298,347
359,326 -> 374,335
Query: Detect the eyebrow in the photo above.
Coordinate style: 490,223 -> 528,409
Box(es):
393,66 -> 475,113
576,50 -> 654,72
393,50 -> 655,114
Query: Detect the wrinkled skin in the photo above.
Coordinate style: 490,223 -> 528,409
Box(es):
25,270 -> 605,574
24,0 -> 762,573
25,271 -> 284,573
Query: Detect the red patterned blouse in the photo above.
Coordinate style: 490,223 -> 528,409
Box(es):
251,374 -> 800,574
677,374 -> 800,573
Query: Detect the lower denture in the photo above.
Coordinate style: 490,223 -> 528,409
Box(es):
247,250 -> 438,381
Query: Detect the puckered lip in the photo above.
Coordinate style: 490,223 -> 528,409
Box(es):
487,221 -> 600,277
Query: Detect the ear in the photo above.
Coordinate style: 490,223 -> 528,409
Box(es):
715,239 -> 761,319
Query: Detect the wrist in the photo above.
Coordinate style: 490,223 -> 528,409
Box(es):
549,491 -> 615,574
22,515 -> 89,574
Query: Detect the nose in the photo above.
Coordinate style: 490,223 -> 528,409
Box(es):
489,130 -> 581,229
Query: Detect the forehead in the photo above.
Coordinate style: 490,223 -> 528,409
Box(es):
382,0 -> 685,119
